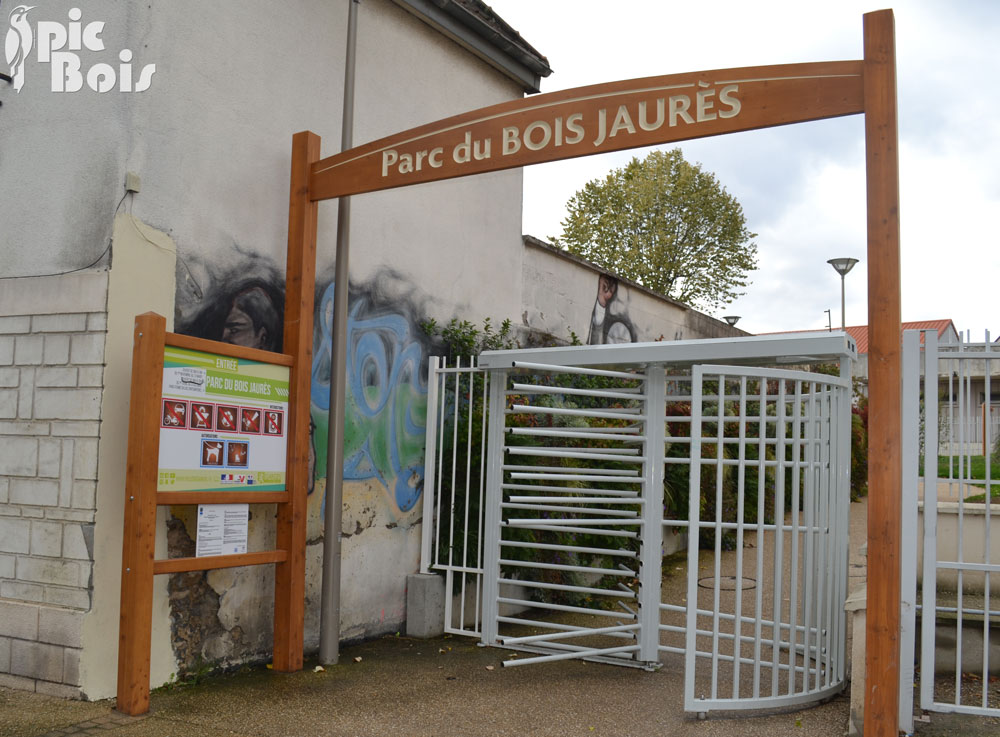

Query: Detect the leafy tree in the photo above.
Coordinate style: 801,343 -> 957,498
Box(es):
552,148 -> 758,311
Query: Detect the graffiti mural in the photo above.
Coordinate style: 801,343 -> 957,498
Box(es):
310,272 -> 431,513
587,274 -> 637,344
177,258 -> 432,512
175,253 -> 285,353
172,254 -> 432,672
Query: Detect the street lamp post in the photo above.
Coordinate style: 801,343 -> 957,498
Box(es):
827,257 -> 859,331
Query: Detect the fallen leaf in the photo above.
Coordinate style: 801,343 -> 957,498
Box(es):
266,663 -> 273,670
313,665 -> 325,673
439,648 -> 447,654
353,656 -> 363,663
486,665 -> 495,671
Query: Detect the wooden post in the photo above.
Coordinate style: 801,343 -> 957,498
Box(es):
116,313 -> 166,715
273,131 -> 321,671
862,10 -> 902,737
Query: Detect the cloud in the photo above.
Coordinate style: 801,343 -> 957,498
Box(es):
491,0 -> 1000,336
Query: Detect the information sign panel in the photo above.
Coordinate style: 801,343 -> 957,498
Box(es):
157,346 -> 289,492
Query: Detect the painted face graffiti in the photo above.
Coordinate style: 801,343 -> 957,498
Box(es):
587,274 -> 637,345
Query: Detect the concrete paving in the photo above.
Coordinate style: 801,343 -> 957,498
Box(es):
3,634 -> 852,737
0,496 -> 990,736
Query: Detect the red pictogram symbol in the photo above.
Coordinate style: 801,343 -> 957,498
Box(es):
264,410 -> 283,436
217,406 -> 237,431
241,408 -> 260,434
162,400 -> 187,428
191,403 -> 212,429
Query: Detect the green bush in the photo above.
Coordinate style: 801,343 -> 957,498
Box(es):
851,397 -> 869,501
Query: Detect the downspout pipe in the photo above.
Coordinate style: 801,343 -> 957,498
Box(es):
319,0 -> 360,665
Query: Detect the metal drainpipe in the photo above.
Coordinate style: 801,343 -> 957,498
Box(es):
319,0 -> 360,665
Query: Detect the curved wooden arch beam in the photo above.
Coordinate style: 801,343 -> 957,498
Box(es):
310,60 -> 864,201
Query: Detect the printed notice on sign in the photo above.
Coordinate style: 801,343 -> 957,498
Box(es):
195,504 -> 249,557
157,346 -> 289,492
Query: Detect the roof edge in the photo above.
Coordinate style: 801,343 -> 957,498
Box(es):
392,0 -> 552,93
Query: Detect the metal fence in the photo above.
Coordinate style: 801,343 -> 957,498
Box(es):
421,334 -> 855,716
905,329 -> 1000,723
419,356 -> 491,636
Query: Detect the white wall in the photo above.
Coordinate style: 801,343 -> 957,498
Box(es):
1,0 -> 531,696
0,0 -> 129,277
521,238 -> 745,345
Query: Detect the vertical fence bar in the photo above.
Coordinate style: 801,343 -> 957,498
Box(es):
475,368 -> 489,633
480,368 -> 507,646
639,367 -> 666,664
787,380 -> 803,694
920,330 -> 939,710
801,381 -> 816,692
771,378 -> 788,696
460,357 -> 476,628
447,358 -> 462,575
731,376 -> 748,699
836,362 -> 852,686
684,367 -> 705,713
818,386 -> 833,688
752,376 -> 768,698
955,337 -> 967,705
983,331 -> 993,708
711,373 -> 725,700
420,356 -> 440,573
899,330 -> 920,733
434,359 -> 447,570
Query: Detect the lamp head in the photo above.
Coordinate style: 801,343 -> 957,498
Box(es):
827,257 -> 859,276
722,315 -> 741,327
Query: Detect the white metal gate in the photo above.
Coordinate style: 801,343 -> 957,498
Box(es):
421,335 -> 854,716
904,329 -> 1000,721
685,365 -> 850,712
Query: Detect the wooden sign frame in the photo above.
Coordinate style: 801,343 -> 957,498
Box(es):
119,10 -> 902,736
116,318 -> 308,714
117,132 -> 318,716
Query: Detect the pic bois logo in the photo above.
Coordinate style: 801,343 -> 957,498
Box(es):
4,4 -> 155,93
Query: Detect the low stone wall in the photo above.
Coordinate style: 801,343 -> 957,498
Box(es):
0,271 -> 108,698
917,501 -> 1000,591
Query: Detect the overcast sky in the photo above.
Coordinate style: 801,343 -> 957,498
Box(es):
486,0 -> 999,337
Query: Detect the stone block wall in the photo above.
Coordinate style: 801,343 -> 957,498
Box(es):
0,272 -> 108,698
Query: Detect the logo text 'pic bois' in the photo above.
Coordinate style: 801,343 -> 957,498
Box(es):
4,4 -> 156,94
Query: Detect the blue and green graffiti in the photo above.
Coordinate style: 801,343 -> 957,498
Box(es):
310,282 -> 428,512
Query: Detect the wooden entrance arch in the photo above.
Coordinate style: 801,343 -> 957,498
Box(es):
286,9 -> 901,736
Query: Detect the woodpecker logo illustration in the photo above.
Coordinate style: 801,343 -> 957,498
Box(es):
4,4 -> 33,92
3,5 -> 156,93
